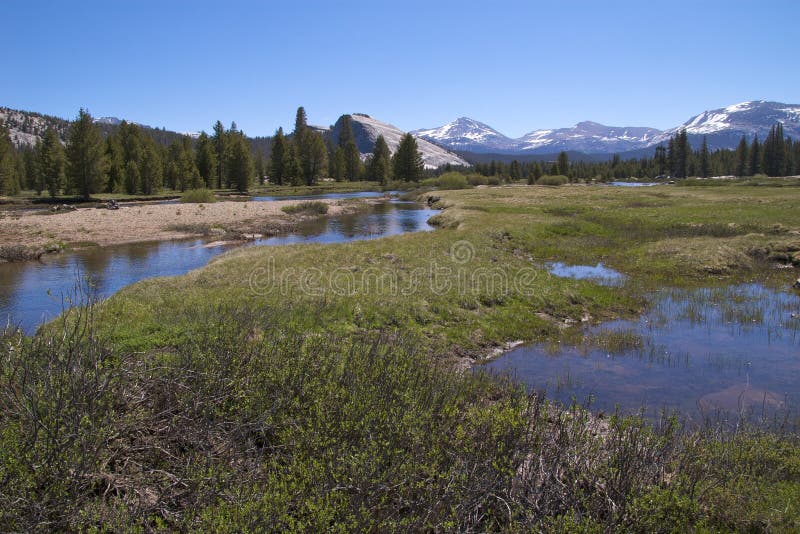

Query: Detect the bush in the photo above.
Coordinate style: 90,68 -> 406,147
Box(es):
487,176 -> 501,186
466,173 -> 488,186
180,188 -> 216,203
536,175 -> 568,186
435,172 -> 470,190
281,200 -> 329,215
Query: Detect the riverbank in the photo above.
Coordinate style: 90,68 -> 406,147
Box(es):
0,197 -> 371,260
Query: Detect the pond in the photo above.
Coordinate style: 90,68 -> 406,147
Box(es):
0,199 -> 436,334
484,283 -> 800,424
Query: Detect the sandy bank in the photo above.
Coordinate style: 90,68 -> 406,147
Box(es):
0,198 -> 364,251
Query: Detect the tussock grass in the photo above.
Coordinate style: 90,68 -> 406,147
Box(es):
280,200 -> 329,215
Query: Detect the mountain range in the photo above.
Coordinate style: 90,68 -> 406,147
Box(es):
413,101 -> 800,156
3,101 -> 799,166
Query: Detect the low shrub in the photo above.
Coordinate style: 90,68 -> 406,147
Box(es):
467,173 -> 488,186
281,200 -> 329,215
180,188 -> 217,203
536,175 -> 568,186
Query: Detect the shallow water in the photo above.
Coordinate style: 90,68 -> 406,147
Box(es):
0,199 -> 435,333
547,262 -> 625,286
485,283 -> 800,423
608,181 -> 660,187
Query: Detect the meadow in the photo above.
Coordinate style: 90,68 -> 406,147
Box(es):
2,183 -> 800,531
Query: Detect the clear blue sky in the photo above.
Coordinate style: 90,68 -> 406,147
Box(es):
2,0 -> 798,138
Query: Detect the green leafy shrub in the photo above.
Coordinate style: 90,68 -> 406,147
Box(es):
180,188 -> 217,203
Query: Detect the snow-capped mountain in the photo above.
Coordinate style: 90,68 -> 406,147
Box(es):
414,101 -> 800,156
94,116 -> 123,126
332,114 -> 469,169
517,122 -> 662,154
411,117 -> 516,153
651,101 -> 800,150
414,117 -> 661,155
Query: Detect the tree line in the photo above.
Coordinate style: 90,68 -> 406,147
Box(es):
0,106 -> 429,197
0,109 -> 255,198
468,126 -> 800,184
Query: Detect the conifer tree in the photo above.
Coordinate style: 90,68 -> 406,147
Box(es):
105,135 -> 125,193
368,134 -> 391,184
392,133 -> 424,182
0,126 -> 20,195
509,160 -> 521,181
699,136 -> 711,178
38,128 -> 65,197
227,130 -> 253,192
557,152 -> 569,176
734,135 -> 749,176
195,132 -> 217,188
299,131 -> 328,186
337,115 -> 362,181
212,120 -> 226,189
140,137 -> 162,195
749,135 -> 761,175
330,146 -> 346,182
65,109 -> 106,199
268,127 -> 289,185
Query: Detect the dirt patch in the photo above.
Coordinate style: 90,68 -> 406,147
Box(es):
0,198 -> 370,253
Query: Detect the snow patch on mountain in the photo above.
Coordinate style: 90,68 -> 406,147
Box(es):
411,117 -> 516,153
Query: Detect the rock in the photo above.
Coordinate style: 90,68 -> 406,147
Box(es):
793,278 -> 800,289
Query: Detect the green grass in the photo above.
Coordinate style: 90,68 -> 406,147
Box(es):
5,184 -> 800,529
252,180 -> 384,196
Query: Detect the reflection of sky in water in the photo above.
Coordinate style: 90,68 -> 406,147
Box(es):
547,262 -> 625,286
485,284 -> 800,423
0,200 -> 435,334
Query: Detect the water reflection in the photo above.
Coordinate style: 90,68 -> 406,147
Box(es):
484,284 -> 800,424
0,199 -> 435,333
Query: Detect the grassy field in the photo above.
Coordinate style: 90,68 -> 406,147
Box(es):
3,183 -> 800,530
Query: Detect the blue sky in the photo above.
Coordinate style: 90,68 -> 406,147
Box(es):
2,0 -> 798,137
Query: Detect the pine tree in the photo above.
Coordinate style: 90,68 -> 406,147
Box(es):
269,127 -> 289,185
105,134 -> 125,193
699,136 -> 711,178
294,107 -> 308,137
734,135 -> 749,177
195,132 -> 217,188
337,115 -> 362,181
180,136 -> 201,190
38,128 -> 65,197
392,133 -> 424,182
227,131 -> 253,192
654,145 -> 667,176
124,160 -> 140,194
299,131 -> 328,186
330,146 -> 346,182
212,120 -> 226,189
0,126 -> 20,195
557,151 -> 569,176
140,137 -> 162,195
749,135 -> 761,175
254,151 -> 266,186
65,109 -> 106,199
368,134 -> 391,184
509,160 -> 521,181
528,162 -> 542,184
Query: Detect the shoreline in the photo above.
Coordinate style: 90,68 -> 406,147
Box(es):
0,197 -> 373,262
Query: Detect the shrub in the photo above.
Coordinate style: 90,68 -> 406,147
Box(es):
435,172 -> 470,190
536,175 -> 568,186
487,176 -> 501,186
180,188 -> 216,203
467,173 -> 488,186
281,200 -> 329,215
